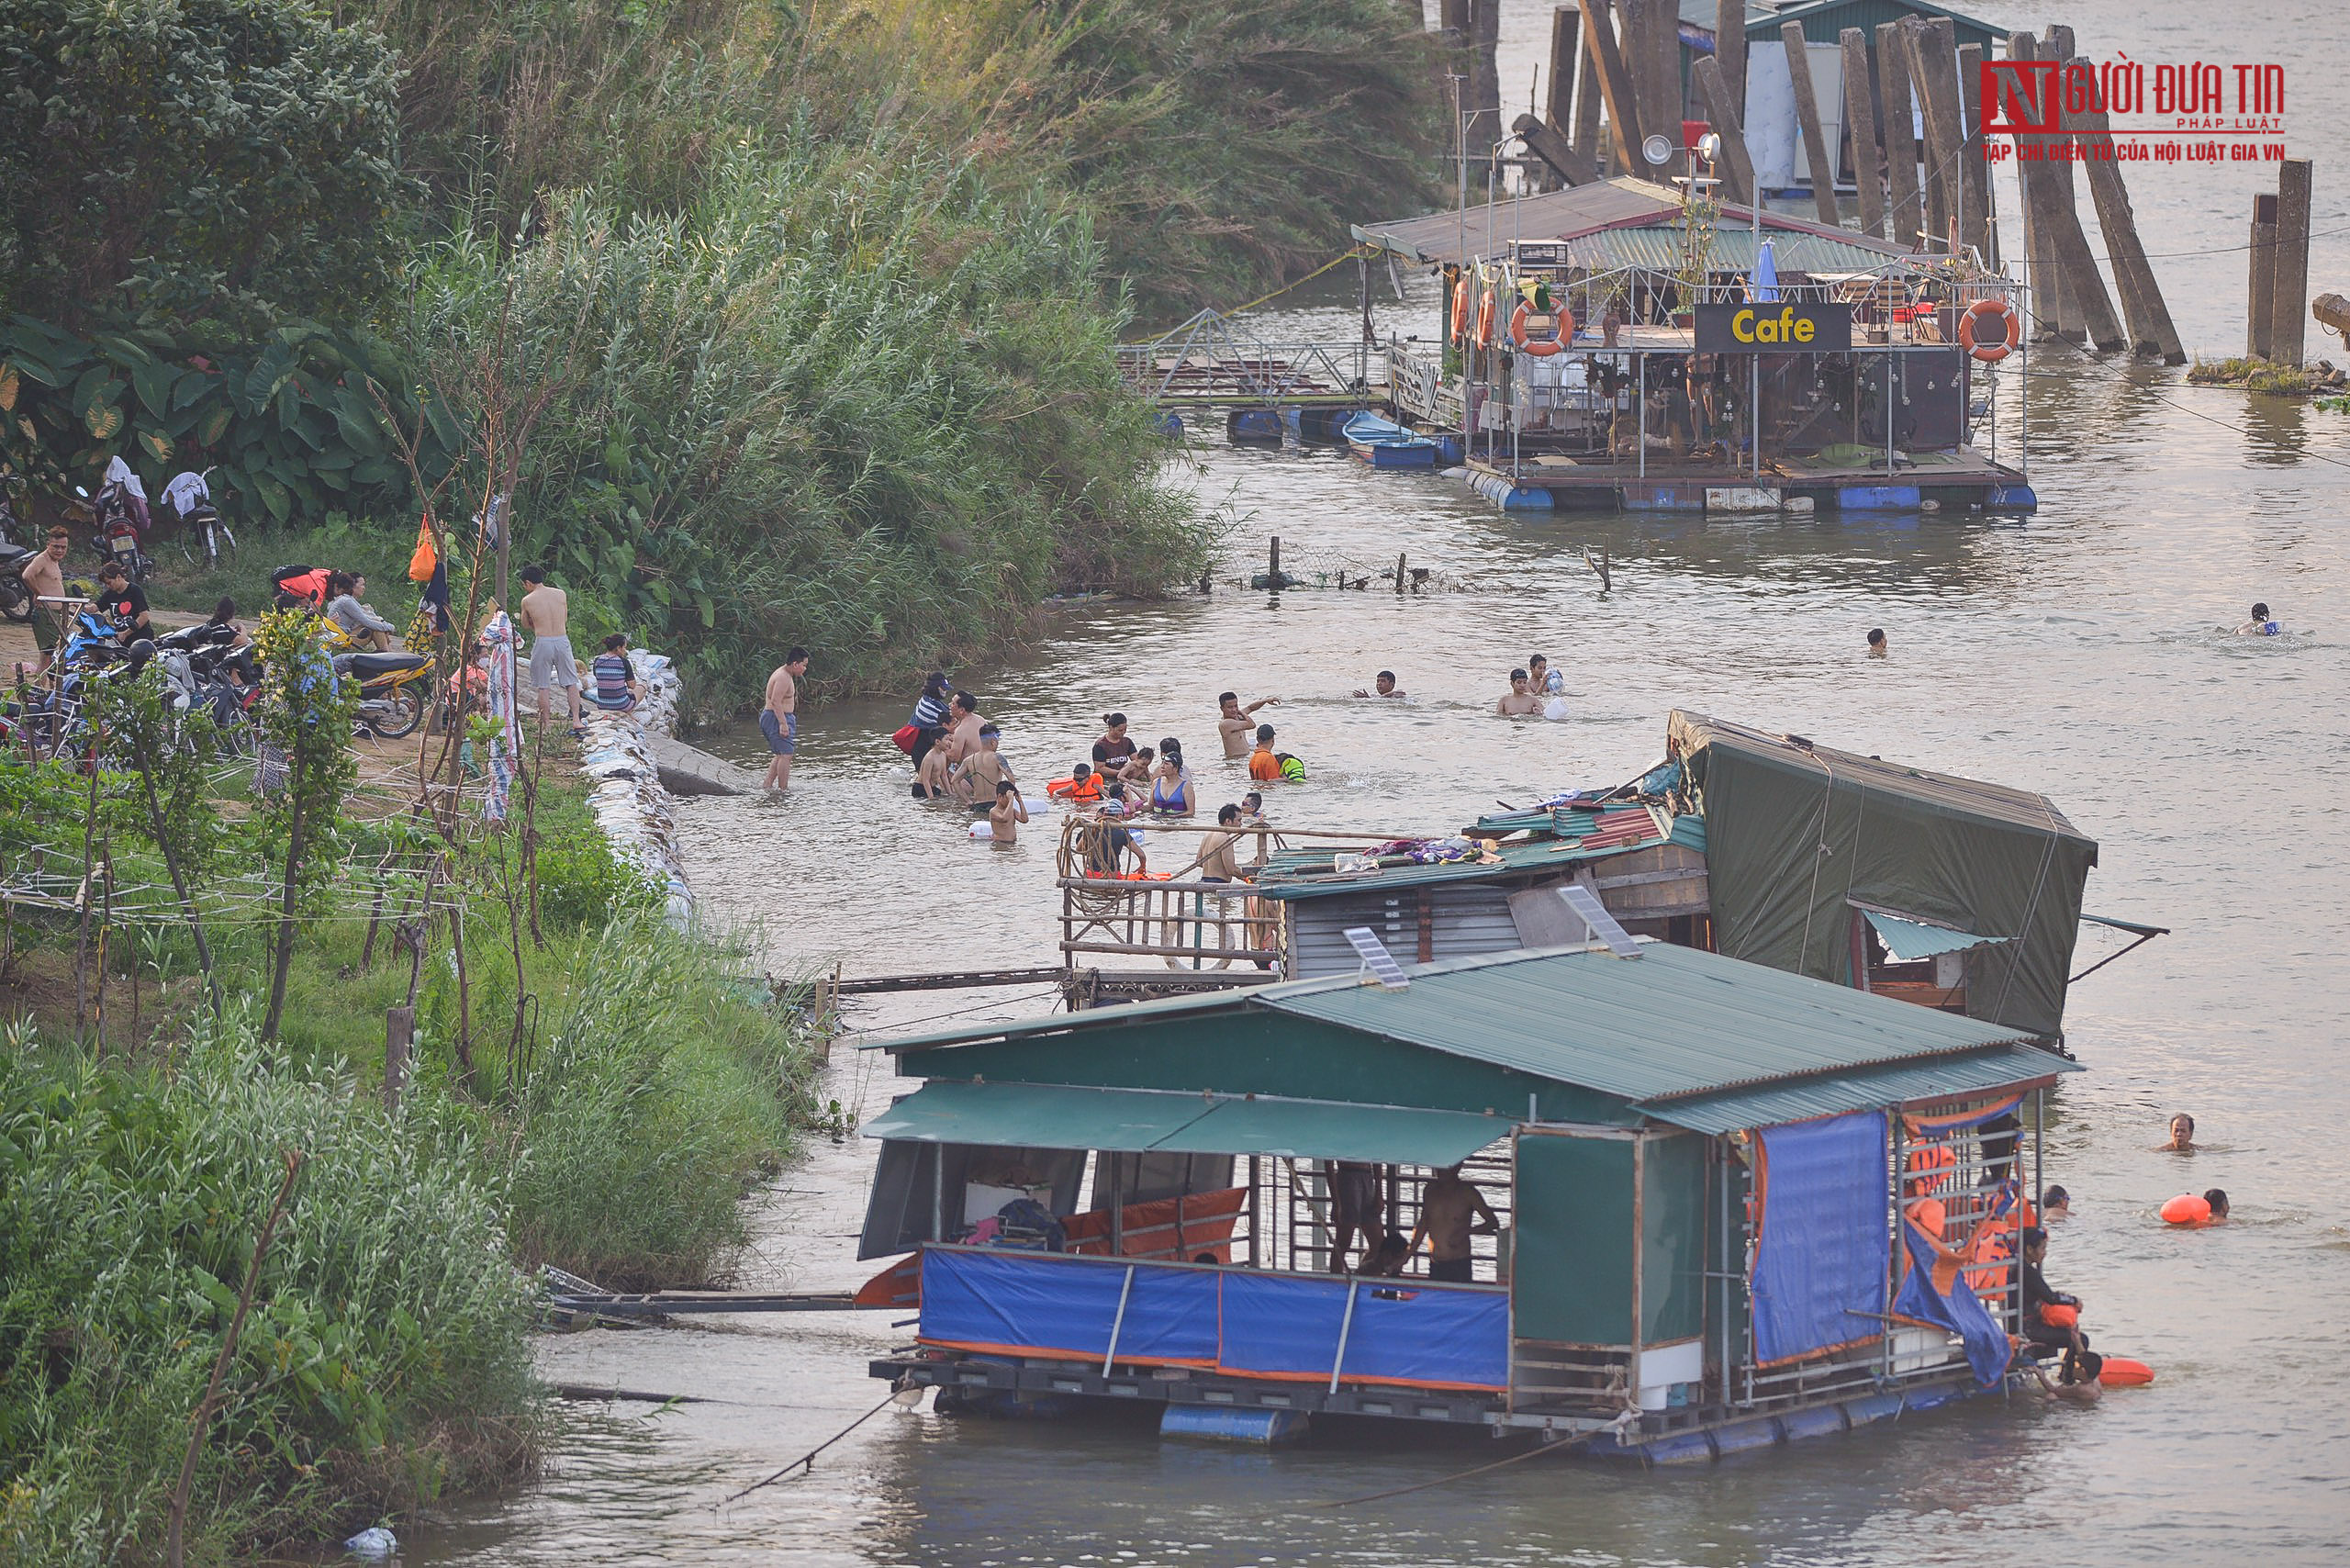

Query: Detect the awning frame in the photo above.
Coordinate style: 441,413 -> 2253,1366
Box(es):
2069,913 -> 2173,982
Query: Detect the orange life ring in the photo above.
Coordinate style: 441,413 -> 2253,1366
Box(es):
1451,277 -> 1472,343
2098,1356 -> 2155,1386
2159,1193 -> 2212,1226
1957,297 -> 2020,363
1509,301 -> 1572,356
1475,288 -> 1497,351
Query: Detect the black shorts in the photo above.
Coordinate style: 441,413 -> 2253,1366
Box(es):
1428,1256 -> 1473,1283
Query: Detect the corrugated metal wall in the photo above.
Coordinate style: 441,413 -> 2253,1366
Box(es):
1292,886 -> 1524,980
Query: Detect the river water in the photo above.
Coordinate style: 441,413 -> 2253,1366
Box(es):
405,2 -> 2350,1562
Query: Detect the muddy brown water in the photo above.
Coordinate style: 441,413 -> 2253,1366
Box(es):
403,4 -> 2349,1561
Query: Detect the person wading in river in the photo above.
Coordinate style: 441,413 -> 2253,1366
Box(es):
760,646 -> 807,791
1497,668 -> 1542,716
1217,691 -> 1278,756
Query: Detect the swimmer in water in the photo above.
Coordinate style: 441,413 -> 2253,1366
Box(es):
2234,601 -> 2282,636
1239,790 -> 1266,825
2041,1184 -> 2072,1221
1217,691 -> 1279,757
1351,670 -> 1404,699
2201,1187 -> 2230,1222
2161,1113 -> 2196,1153
987,779 -> 1028,845
1497,669 -> 1543,717
1867,628 -> 1888,657
1527,653 -> 1550,691
2027,1348 -> 2104,1405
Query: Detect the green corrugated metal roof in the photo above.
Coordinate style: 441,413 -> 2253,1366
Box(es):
858,986 -> 1247,1054
1258,942 -> 2030,1103
1555,227 -> 1918,275
1747,0 -> 1999,50
1639,1041 -> 2077,1134
1862,909 -> 2007,960
864,1081 -> 1508,1165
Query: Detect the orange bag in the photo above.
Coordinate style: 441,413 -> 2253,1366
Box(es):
2098,1356 -> 2155,1386
2160,1193 -> 2212,1226
2038,1303 -> 2079,1329
408,517 -> 438,582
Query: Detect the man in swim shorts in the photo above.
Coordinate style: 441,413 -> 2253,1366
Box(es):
518,565 -> 584,737
761,646 -> 807,791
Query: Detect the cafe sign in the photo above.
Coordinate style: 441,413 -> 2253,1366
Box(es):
1694,302 -> 1852,352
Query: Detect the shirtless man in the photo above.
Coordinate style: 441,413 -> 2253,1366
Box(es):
956,723 -> 1014,807
986,780 -> 1029,845
1191,802 -> 1248,880
20,526 -> 70,672
1527,653 -> 1550,692
1496,668 -> 1543,716
940,690 -> 984,768
760,646 -> 807,790
1408,1165 -> 1498,1282
517,566 -> 583,735
1216,690 -> 1278,757
1351,669 -> 1404,700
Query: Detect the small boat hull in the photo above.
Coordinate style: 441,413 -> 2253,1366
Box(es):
1342,411 -> 1439,470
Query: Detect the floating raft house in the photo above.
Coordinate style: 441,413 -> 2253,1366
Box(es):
858,939 -> 2077,1456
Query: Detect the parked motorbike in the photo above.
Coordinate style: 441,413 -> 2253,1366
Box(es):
0,537 -> 36,624
333,647 -> 433,739
173,470 -> 236,570
84,481 -> 154,582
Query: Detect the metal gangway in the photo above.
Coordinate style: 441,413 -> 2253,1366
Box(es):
1117,308 -> 1381,410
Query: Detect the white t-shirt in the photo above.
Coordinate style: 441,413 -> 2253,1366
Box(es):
163,471 -> 210,516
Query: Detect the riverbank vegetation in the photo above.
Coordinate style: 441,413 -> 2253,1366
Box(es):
0,0 -> 1442,710
0,670 -> 819,1558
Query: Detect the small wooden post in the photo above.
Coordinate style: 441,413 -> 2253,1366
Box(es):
384,1005 -> 413,1111
1579,0 -> 1648,184
1269,535 -> 1281,585
1714,0 -> 1747,115
1691,54 -> 1756,207
2249,193 -> 2279,361
1956,43 -> 1994,267
2272,159 -> 2313,366
1875,22 -> 1922,248
1780,21 -> 1841,224
1394,552 -> 1407,595
1840,28 -> 1885,239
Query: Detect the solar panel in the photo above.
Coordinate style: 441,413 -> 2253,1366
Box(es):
1342,926 -> 1412,990
1557,885 -> 1641,958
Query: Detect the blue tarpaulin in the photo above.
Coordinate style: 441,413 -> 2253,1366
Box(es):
1892,1215 -> 2010,1387
1751,1112 -> 1888,1364
918,1248 -> 1507,1390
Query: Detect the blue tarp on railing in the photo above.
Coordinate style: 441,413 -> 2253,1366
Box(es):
918,1248 -> 1506,1390
1751,1112 -> 1889,1364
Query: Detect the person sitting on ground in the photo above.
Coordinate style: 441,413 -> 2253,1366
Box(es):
2162,1113 -> 2196,1153
1351,669 -> 1404,699
2235,601 -> 2282,636
986,779 -> 1029,846
1147,737 -> 1195,816
1497,668 -> 1543,716
1248,724 -> 1284,779
1115,745 -> 1156,790
2020,1226 -> 2087,1356
589,633 -> 641,712
1217,690 -> 1279,757
1408,1164 -> 1499,1283
1867,627 -> 1889,657
324,571 -> 397,652
1092,711 -> 1137,771
95,559 -> 150,644
2027,1348 -> 2104,1405
2041,1184 -> 2072,1221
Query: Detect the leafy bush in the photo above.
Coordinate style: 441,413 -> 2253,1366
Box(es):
0,1021 -> 536,1564
0,0 -> 412,330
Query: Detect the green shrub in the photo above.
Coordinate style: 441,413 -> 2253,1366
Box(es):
0,1020 -> 537,1564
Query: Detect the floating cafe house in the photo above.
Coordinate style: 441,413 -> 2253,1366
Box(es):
853,715 -> 2165,1459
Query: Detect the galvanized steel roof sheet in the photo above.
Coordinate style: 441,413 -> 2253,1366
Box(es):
1640,1041 -> 2078,1134
1255,809 -> 1673,902
1257,941 -> 2031,1103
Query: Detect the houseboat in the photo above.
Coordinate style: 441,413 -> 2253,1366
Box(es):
855,936 -> 2076,1459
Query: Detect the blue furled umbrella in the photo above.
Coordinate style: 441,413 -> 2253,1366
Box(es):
1754,239 -> 1780,303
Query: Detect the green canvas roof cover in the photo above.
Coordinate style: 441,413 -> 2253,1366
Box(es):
865,1081 -> 1507,1166
1671,711 -> 2098,1039
1861,909 -> 2009,961
1251,810 -> 1686,902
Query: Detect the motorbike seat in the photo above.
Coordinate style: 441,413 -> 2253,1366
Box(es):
346,652 -> 428,678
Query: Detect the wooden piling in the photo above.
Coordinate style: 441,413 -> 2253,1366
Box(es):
2272,160 -> 2313,366
2249,194 -> 2278,361
1395,552 -> 1407,595
1572,0 -> 1606,161
1874,22 -> 1922,249
2042,28 -> 2091,340
1780,22 -> 1841,225
2007,32 -> 2073,341
1579,0 -> 1649,184
1691,54 -> 1756,207
1714,0 -> 1746,115
1621,0 -> 1678,180
1955,41 -> 1992,264
1547,6 -> 1579,138
1898,20 -> 1955,252
1840,28 -> 1885,239
2014,31 -> 2124,351
1471,0 -> 1503,177
1517,114 -> 1598,188
2065,62 -> 2186,364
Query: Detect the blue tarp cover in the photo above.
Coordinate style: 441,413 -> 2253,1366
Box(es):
918,1248 -> 1506,1390
1751,1112 -> 1889,1364
1892,1214 -> 2010,1387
